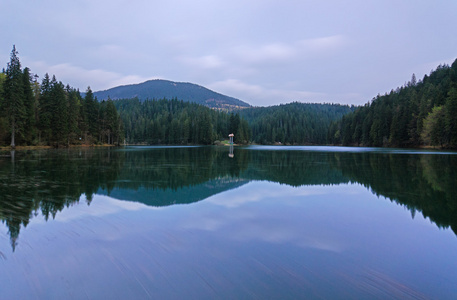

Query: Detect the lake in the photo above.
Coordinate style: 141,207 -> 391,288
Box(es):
0,146 -> 456,299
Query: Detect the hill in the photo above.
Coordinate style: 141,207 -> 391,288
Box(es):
237,102 -> 355,144
329,58 -> 457,148
93,79 -> 250,110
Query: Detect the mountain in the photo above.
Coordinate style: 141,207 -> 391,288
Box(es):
98,178 -> 249,207
93,79 -> 251,110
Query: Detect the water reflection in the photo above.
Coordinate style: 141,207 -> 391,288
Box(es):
0,146 -> 456,250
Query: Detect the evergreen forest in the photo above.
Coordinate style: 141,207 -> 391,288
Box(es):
114,98 -> 251,145
239,102 -> 354,145
3,45 -> 457,149
114,99 -> 353,145
329,58 -> 457,148
0,46 -> 123,147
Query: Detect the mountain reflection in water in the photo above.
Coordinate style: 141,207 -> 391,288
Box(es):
0,146 -> 456,250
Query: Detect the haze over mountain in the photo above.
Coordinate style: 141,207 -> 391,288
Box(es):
93,79 -> 251,110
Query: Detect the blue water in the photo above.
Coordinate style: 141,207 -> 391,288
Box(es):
0,146 -> 456,299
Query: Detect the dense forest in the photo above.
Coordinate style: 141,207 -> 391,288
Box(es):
0,46 -> 123,147
0,46 -> 353,147
114,98 -> 353,145
329,58 -> 457,148
5,45 -> 456,148
238,102 -> 354,144
114,97 -> 251,144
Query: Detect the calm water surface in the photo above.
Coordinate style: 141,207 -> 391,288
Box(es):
0,146 -> 456,299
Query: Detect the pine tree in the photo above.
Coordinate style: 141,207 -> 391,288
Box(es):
106,100 -> 117,144
66,86 -> 81,144
0,72 -> 7,143
3,46 -> 25,148
84,87 -> 99,143
38,73 -> 52,144
49,77 -> 68,146
22,67 -> 36,144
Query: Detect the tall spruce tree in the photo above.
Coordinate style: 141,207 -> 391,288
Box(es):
105,99 -> 119,144
3,46 -> 25,148
0,72 -> 7,142
22,67 -> 36,144
50,76 -> 68,146
66,86 -> 81,144
38,73 -> 52,144
84,87 -> 99,142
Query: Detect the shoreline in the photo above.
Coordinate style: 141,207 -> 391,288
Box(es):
0,144 -> 117,151
1,143 -> 454,151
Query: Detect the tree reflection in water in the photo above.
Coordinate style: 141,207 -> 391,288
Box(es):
0,146 -> 456,250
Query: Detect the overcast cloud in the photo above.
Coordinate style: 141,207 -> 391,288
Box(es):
2,0 -> 457,106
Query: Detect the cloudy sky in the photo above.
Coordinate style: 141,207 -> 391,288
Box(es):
2,0 -> 457,106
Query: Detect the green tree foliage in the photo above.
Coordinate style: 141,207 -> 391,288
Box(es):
114,98 -> 243,145
3,46 -> 25,148
445,87 -> 457,147
66,85 -> 81,144
115,99 -> 353,146
84,87 -> 100,143
421,106 -> 446,147
104,99 -> 121,145
49,76 -> 68,146
38,73 -> 52,143
0,47 -> 123,147
22,67 -> 36,144
229,113 -> 240,136
0,72 -> 8,143
332,58 -> 457,148
239,102 -> 353,145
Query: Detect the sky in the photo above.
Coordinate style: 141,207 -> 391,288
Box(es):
1,0 -> 457,107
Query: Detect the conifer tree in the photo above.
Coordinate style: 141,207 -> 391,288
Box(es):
22,67 -> 36,144
84,87 -> 99,142
0,72 -> 7,142
3,46 -> 25,148
66,86 -> 81,144
50,76 -> 68,146
198,108 -> 213,144
445,87 -> 457,147
105,99 -> 119,145
38,73 -> 52,144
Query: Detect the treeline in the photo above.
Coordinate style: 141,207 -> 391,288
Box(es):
114,97 -> 250,144
329,58 -> 457,148
114,99 -> 354,145
238,102 -> 354,144
0,46 -> 123,147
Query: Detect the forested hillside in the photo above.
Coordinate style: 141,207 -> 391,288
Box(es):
0,46 -> 123,147
114,98 -> 250,145
238,102 -> 354,144
115,99 -> 354,145
94,79 -> 250,110
329,58 -> 457,148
